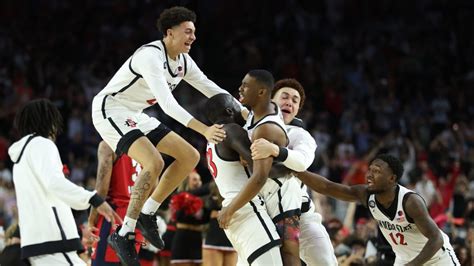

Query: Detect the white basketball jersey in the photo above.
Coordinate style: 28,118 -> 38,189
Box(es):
243,103 -> 287,142
206,143 -> 256,203
368,185 -> 453,264
94,40 -> 188,114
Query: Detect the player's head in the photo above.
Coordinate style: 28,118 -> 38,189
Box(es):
14,98 -> 63,140
157,6 -> 197,53
366,154 -> 404,194
272,78 -> 306,124
205,93 -> 241,124
238,69 -> 274,108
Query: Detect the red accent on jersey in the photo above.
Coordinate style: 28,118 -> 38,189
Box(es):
91,154 -> 144,263
206,148 -> 218,179
146,98 -> 157,105
107,155 -> 140,208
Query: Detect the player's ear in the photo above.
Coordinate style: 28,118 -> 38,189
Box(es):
390,174 -> 397,184
167,28 -> 173,37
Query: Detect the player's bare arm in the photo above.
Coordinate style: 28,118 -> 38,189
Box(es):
218,123 -> 287,228
223,123 -> 291,177
295,171 -> 368,205
404,194 -> 444,266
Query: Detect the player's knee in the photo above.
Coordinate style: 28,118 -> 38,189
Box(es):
179,145 -> 199,167
143,155 -> 164,177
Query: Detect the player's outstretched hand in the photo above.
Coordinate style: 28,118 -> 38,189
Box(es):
251,138 -> 278,160
205,124 -> 226,144
217,206 -> 234,229
96,202 -> 123,225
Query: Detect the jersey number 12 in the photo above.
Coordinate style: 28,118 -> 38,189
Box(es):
389,232 -> 407,246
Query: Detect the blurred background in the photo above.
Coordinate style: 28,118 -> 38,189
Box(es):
0,0 -> 473,265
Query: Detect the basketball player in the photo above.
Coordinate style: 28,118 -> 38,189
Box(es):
9,99 -> 119,266
91,6 -> 242,265
88,141 -> 144,265
205,93 -> 284,265
250,78 -> 337,265
296,154 -> 460,266
216,70 -> 301,265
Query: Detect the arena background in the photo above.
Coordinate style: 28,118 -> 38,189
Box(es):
0,0 -> 473,264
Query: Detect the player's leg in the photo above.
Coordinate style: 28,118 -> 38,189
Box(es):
93,114 -> 164,265
224,200 -> 282,266
263,178 -> 302,266
126,136 -> 164,219
149,131 -> 200,203
29,251 -> 86,266
300,209 -> 337,265
251,246 -> 283,266
276,216 -> 301,266
202,249 -> 224,266
223,251 -> 238,266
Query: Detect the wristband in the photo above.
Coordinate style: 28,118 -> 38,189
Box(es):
89,193 -> 105,208
274,147 -> 288,162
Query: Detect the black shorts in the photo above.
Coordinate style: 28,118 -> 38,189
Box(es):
170,229 -> 202,263
203,218 -> 234,251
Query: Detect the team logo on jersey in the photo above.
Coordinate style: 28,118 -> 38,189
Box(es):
125,118 -> 137,128
368,200 -> 376,208
396,210 -> 405,222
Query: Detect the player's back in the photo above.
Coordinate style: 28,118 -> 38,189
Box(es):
206,141 -> 256,205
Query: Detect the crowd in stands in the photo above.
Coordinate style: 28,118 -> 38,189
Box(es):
0,0 -> 473,265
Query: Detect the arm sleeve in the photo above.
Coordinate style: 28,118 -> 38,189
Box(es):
282,128 -> 317,171
134,48 -> 194,126
31,138 -> 96,210
183,54 -> 231,98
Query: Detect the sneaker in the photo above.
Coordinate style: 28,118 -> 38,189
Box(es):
137,213 -> 165,249
107,227 -> 140,266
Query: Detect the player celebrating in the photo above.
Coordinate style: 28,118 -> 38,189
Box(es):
91,6 -> 238,265
250,78 -> 337,265
296,154 -> 460,266
205,93 -> 284,265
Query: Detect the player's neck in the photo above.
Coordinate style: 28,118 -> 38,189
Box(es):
162,38 -> 179,60
375,187 -> 397,208
252,102 -> 274,121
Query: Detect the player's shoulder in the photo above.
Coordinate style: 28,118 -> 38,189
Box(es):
135,40 -> 165,57
223,123 -> 246,137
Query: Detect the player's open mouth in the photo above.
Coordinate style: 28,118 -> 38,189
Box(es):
239,94 -> 244,102
185,42 -> 191,47
281,109 -> 291,114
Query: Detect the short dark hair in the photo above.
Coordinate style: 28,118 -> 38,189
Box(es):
247,69 -> 274,92
374,154 -> 404,181
157,6 -> 196,36
14,99 -> 63,138
205,93 -> 240,124
272,78 -> 306,109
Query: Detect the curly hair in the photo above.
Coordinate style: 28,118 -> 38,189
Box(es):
157,6 -> 196,36
272,78 -> 306,109
374,154 -> 404,181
